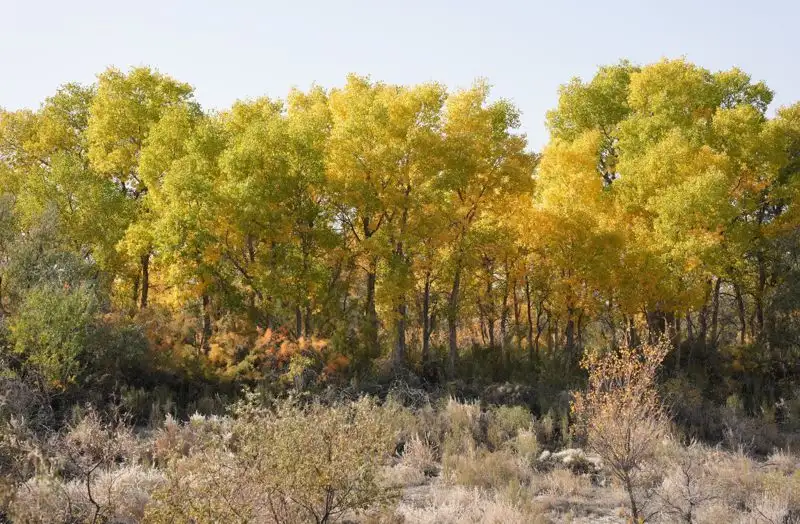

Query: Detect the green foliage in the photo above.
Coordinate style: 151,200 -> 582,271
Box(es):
10,284 -> 98,390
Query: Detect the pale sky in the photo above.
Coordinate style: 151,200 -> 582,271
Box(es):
2,0 -> 798,150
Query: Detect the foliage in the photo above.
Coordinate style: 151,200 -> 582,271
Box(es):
571,339 -> 671,521
146,397 -> 403,524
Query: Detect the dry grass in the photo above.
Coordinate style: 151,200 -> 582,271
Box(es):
531,468 -> 593,497
395,484 -> 548,524
444,447 -> 530,490
10,465 -> 164,524
5,396 -> 799,524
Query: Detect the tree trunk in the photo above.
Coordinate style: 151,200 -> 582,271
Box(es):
686,312 -> 695,369
755,253 -> 766,340
674,315 -> 682,373
734,283 -> 746,345
365,259 -> 379,356
512,276 -> 521,353
139,252 -> 150,309
201,294 -> 212,351
448,266 -> 461,377
710,277 -> 722,347
525,275 -> 534,359
484,259 -> 495,348
394,301 -> 407,370
295,305 -> 303,340
565,309 -> 575,354
535,308 -> 544,356
132,274 -> 140,311
304,303 -> 312,338
500,265 -> 510,355
627,315 -> 638,348
422,272 -> 432,366
624,472 -> 640,522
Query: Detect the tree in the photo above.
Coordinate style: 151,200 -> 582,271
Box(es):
439,81 -> 535,375
327,75 -> 447,369
87,67 -> 195,309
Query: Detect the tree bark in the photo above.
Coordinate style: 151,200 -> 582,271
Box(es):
710,277 -> 722,347
201,293 -> 212,351
365,258 -> 379,356
525,275 -> 534,361
295,305 -> 303,340
139,252 -> 150,309
734,283 -> 746,345
304,303 -> 312,339
500,264 -> 510,355
448,266 -> 461,377
132,274 -> 140,311
755,253 -> 766,340
422,271 -> 432,366
394,302 -> 407,370
512,275 -> 521,353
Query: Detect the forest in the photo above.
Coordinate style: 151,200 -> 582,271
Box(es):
1,58 -> 799,523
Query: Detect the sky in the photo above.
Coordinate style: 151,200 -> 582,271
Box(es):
1,0 -> 798,150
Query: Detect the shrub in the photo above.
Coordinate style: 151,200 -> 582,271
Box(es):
400,433 -> 438,477
441,398 -> 483,456
147,396 -> 402,523
530,468 -> 592,497
571,338 -> 671,522
394,485 -> 548,524
444,447 -> 530,490
652,441 -> 718,523
486,405 -> 533,451
10,466 -> 164,524
511,429 -> 540,466
10,284 -> 98,391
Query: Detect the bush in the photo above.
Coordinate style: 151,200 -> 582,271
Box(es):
10,284 -> 99,391
395,484 -> 548,524
440,398 -> 483,456
400,433 -> 438,477
571,339 -> 671,522
147,396 -> 403,523
486,405 -> 533,451
444,447 -> 530,490
652,441 -> 718,523
10,466 -> 164,524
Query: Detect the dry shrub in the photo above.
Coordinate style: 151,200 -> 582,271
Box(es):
654,444 -> 800,523
401,433 -> 438,477
8,476 -> 71,524
21,408 -> 149,524
652,441 -> 719,523
530,468 -> 593,498
146,396 -> 402,524
381,463 -> 427,489
144,447 -> 261,523
707,450 -> 766,512
486,405 -> 533,451
395,484 -> 547,524
765,449 -> 800,475
444,447 -> 530,490
10,465 -> 164,524
441,398 -> 483,456
151,412 -> 231,461
511,429 -> 539,466
0,415 -> 45,514
572,338 -> 671,522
